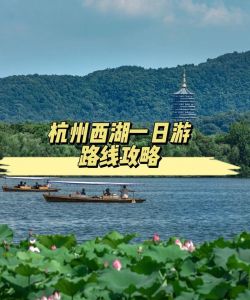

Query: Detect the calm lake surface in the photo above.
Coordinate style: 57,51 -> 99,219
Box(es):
0,178 -> 249,243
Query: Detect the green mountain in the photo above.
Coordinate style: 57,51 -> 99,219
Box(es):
0,50 -> 249,122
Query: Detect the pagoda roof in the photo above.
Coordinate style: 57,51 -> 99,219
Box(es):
174,69 -> 194,95
174,87 -> 194,95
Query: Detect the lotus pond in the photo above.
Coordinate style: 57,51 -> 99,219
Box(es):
1,225 -> 250,300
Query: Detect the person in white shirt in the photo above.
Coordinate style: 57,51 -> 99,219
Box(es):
120,185 -> 130,199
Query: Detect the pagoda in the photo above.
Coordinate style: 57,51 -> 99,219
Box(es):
172,70 -> 196,121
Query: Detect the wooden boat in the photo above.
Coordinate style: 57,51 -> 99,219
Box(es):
2,176 -> 59,192
2,185 -> 59,192
43,193 -> 145,203
43,180 -> 146,204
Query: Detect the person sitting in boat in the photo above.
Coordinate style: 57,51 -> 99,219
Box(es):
34,182 -> 40,189
45,180 -> 51,188
20,182 -> 30,189
103,188 -> 111,196
81,188 -> 86,195
18,181 -> 24,188
120,185 -> 131,199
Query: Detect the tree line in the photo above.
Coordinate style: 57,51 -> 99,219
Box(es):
0,119 -> 249,176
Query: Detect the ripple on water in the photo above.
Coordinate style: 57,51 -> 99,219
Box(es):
0,177 -> 249,243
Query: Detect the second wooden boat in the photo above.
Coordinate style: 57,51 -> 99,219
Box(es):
2,185 -> 59,192
2,176 -> 59,192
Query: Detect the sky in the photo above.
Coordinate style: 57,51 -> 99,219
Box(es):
0,0 -> 249,77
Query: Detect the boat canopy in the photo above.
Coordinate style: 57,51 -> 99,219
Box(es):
4,176 -> 50,180
48,180 -> 141,186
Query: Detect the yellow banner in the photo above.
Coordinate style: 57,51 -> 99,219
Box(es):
2,157 -> 239,176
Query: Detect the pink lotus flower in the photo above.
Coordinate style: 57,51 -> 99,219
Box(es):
29,245 -> 40,253
183,240 -> 195,252
153,234 -> 160,242
112,259 -> 122,271
38,291 -> 61,300
175,239 -> 182,247
53,292 -> 61,300
175,239 -> 195,253
51,245 -> 57,251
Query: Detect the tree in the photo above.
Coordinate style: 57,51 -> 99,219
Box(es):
226,121 -> 250,176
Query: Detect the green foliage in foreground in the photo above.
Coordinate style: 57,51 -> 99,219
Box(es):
1,225 -> 250,299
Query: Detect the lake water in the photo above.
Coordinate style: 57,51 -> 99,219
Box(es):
0,177 -> 249,244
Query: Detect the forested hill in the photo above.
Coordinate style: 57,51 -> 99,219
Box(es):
0,50 -> 250,122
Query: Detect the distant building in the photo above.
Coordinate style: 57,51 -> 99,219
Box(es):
172,70 -> 196,121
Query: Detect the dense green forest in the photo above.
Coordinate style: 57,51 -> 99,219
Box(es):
196,111 -> 250,135
0,119 -> 249,176
0,51 -> 250,122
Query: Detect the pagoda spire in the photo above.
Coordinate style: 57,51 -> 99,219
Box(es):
172,69 -> 196,121
182,68 -> 187,88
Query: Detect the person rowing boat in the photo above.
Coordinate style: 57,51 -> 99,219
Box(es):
119,185 -> 134,199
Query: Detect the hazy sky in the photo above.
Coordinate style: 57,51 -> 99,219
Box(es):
0,0 -> 249,77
